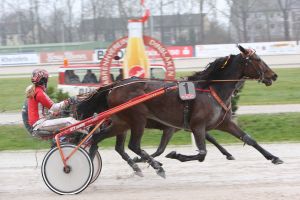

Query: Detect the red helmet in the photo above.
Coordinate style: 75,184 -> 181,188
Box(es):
31,69 -> 49,85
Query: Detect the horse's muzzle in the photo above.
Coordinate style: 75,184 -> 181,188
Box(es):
262,73 -> 277,86
262,79 -> 272,86
272,73 -> 278,81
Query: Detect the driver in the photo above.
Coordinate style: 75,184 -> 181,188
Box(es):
24,69 -> 84,137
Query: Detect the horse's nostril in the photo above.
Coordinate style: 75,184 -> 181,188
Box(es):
272,74 -> 278,81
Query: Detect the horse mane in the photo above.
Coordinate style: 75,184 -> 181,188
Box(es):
75,83 -> 116,119
76,83 -> 115,103
187,55 -> 236,81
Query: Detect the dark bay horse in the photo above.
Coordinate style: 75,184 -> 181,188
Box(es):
74,83 -> 235,177
132,80 -> 245,163
87,45 -> 282,177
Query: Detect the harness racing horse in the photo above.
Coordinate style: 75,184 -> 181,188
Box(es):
132,80 -> 245,163
74,84 -> 235,177
87,45 -> 282,178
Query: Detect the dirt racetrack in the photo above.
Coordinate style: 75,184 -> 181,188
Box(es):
0,143 -> 299,200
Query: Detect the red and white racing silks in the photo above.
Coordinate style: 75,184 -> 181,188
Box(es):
28,86 -> 54,126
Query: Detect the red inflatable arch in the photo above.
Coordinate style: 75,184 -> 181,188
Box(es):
99,36 -> 176,85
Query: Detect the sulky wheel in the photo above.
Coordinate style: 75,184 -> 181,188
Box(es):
90,149 -> 102,184
41,144 -> 93,195
82,146 -> 102,184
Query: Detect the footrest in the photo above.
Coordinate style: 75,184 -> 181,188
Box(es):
33,130 -> 55,139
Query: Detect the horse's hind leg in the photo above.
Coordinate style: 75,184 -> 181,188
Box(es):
206,132 -> 235,160
115,133 -> 143,177
128,124 -> 166,178
151,127 -> 177,158
134,127 -> 176,163
218,121 -> 283,164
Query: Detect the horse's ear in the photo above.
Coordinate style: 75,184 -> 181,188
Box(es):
237,44 -> 247,54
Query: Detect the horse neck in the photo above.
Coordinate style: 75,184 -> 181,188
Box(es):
75,94 -> 108,119
212,82 -> 237,105
211,58 -> 244,104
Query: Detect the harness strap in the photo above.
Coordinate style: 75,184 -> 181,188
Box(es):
183,101 -> 190,130
209,86 -> 231,112
182,86 -> 210,130
195,88 -> 210,92
208,86 -> 232,129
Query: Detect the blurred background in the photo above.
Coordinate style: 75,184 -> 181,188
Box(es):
0,0 -> 299,47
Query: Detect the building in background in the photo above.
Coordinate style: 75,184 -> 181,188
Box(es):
80,13 -> 210,46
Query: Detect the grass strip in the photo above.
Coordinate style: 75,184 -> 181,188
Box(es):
0,113 -> 299,151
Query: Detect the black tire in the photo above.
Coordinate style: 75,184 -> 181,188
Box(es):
90,150 -> 102,184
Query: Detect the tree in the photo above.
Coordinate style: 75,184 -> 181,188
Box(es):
27,0 -> 45,44
158,0 -> 175,43
87,0 -> 102,41
47,4 -> 66,43
277,0 -> 298,41
227,0 -> 257,42
205,21 -> 231,44
198,0 -> 205,41
47,86 -> 69,102
0,1 -> 7,45
65,0 -> 76,42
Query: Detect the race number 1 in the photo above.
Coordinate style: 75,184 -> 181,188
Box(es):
178,82 -> 196,100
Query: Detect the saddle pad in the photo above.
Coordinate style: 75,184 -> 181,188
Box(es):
178,82 -> 196,100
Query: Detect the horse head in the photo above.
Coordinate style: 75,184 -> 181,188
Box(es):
237,44 -> 278,86
74,84 -> 113,120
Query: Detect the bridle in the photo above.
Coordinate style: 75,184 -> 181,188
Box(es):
241,49 -> 266,82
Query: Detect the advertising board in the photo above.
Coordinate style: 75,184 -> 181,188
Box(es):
40,50 -> 94,64
0,53 -> 39,66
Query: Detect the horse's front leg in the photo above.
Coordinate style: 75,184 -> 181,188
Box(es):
206,132 -> 235,160
166,125 -> 207,162
88,123 -> 117,159
128,123 -> 166,178
115,133 -> 143,177
218,120 -> 283,164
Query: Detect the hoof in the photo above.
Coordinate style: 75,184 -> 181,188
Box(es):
132,163 -> 143,175
165,151 -> 177,159
198,152 -> 206,162
156,167 -> 166,179
134,171 -> 144,177
198,157 -> 205,162
272,157 -> 284,165
226,155 -> 235,160
157,161 -> 163,166
132,156 -> 144,163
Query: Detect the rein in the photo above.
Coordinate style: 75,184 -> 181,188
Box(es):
75,77 -> 249,107
145,77 -> 259,83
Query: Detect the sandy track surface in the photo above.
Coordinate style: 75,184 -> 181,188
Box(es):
0,143 -> 299,200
